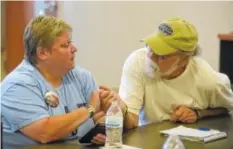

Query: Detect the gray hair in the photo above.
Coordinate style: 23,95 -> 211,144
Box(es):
192,44 -> 201,56
23,15 -> 72,65
177,44 -> 201,56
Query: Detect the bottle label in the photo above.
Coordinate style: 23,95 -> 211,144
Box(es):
106,116 -> 123,127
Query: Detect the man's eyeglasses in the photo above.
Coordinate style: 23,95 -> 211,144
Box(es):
146,46 -> 192,61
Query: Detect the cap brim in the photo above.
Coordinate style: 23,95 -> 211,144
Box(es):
141,34 -> 177,55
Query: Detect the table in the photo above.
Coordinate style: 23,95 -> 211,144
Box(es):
23,114 -> 233,149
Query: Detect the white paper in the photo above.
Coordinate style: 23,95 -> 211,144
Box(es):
160,125 -> 227,142
99,145 -> 142,149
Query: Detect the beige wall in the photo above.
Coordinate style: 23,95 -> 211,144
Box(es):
58,1 -> 233,87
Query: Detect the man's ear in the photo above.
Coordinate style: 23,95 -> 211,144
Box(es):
36,47 -> 50,61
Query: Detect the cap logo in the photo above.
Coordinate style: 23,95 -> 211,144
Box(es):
158,23 -> 173,35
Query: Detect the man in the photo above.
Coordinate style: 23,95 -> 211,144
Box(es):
118,17 -> 233,128
1,16 -> 106,149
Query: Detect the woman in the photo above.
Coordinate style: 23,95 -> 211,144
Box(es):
1,16 -> 106,149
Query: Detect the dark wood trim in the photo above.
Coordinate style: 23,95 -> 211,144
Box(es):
5,1 -> 35,73
218,33 -> 233,41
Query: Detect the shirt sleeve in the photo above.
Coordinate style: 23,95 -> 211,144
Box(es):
83,71 -> 98,102
1,83 -> 50,132
74,67 -> 98,103
119,53 -> 145,115
209,73 -> 233,110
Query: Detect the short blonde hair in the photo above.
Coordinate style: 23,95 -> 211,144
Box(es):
24,15 -> 72,65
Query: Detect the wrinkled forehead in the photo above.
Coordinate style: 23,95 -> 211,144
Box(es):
58,31 -> 72,40
53,32 -> 72,44
146,45 -> 176,57
146,45 -> 192,57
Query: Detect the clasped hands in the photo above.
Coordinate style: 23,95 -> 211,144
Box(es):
88,86 -> 125,145
171,105 -> 198,123
93,86 -> 126,123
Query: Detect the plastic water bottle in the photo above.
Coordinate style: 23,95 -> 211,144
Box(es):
162,135 -> 185,149
105,100 -> 123,149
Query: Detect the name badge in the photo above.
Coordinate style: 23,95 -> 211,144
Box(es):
45,91 -> 59,108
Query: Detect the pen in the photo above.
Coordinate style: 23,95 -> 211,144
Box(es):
198,127 -> 210,131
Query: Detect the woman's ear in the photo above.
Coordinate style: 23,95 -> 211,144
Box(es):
36,47 -> 50,61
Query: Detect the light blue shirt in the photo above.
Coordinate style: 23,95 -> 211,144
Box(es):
1,60 -> 98,149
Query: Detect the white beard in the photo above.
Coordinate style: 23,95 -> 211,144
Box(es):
145,56 -> 158,78
145,56 -> 180,78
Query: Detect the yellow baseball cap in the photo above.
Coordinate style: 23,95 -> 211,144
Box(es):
142,17 -> 198,55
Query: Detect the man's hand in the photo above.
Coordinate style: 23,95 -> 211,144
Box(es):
171,105 -> 198,123
99,86 -> 127,115
91,133 -> 106,145
99,86 -> 117,112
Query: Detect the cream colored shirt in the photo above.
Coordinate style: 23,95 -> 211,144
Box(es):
119,48 -> 233,126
